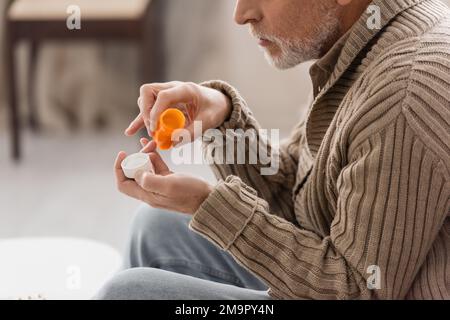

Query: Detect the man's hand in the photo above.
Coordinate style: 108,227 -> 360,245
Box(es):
114,138 -> 213,215
124,81 -> 232,151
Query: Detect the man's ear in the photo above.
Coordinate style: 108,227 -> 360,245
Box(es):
336,0 -> 353,5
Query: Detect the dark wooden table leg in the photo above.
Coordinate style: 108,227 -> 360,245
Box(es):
6,26 -> 21,161
141,0 -> 166,84
28,41 -> 40,132
138,0 -> 167,140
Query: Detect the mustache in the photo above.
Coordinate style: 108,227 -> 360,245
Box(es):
249,25 -> 269,40
249,25 -> 283,44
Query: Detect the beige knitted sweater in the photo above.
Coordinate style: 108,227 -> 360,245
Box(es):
189,0 -> 450,299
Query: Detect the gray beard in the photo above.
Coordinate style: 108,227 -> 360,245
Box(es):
256,13 -> 340,69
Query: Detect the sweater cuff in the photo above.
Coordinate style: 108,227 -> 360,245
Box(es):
189,175 -> 259,250
200,80 -> 252,130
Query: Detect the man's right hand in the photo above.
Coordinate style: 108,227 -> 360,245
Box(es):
125,81 -> 232,151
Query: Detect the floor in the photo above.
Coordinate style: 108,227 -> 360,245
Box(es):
0,128 -> 216,253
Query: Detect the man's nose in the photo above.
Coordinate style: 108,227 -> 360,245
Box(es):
234,0 -> 262,25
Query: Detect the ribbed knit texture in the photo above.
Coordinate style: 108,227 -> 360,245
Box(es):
189,0 -> 450,299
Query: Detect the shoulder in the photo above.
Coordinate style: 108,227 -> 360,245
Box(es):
345,14 -> 450,155
362,11 -> 450,97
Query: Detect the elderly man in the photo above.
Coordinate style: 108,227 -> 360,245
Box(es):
97,0 -> 449,300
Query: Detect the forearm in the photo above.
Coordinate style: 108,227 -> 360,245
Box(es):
200,80 -> 302,222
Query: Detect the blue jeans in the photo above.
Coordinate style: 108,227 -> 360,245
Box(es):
94,205 -> 271,300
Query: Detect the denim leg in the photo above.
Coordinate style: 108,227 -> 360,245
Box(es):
94,268 -> 271,300
122,204 -> 268,291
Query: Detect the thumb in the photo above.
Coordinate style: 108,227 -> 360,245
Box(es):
149,152 -> 171,175
134,171 -> 168,193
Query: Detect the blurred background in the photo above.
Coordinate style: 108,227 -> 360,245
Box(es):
0,0 -> 312,298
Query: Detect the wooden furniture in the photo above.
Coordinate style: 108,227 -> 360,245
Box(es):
5,0 -> 166,160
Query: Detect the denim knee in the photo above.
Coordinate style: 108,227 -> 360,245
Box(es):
94,268 -> 163,300
94,267 -> 272,300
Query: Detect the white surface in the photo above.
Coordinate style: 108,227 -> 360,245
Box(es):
0,237 -> 122,300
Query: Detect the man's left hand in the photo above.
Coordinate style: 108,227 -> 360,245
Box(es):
114,138 -> 213,215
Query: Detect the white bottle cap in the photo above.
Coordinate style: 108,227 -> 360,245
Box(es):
121,153 -> 153,180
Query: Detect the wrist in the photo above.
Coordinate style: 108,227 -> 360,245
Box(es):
201,183 -> 214,205
205,87 -> 232,129
204,87 -> 233,129
190,182 -> 214,216
216,92 -> 232,126
200,80 -> 246,131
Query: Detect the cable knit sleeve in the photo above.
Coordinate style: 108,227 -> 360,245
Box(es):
200,80 -> 305,223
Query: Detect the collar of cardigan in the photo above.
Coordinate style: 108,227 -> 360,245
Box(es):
309,0 -> 429,101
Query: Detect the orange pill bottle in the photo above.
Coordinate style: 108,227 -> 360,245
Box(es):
153,108 -> 186,150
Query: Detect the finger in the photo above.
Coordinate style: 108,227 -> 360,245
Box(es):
140,83 -> 176,135
125,114 -> 144,136
149,152 -> 171,175
120,180 -> 155,205
117,178 -> 146,199
139,85 -> 158,135
114,151 -> 129,184
134,171 -> 169,194
140,140 -> 157,153
149,84 -> 195,132
140,137 -> 150,147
